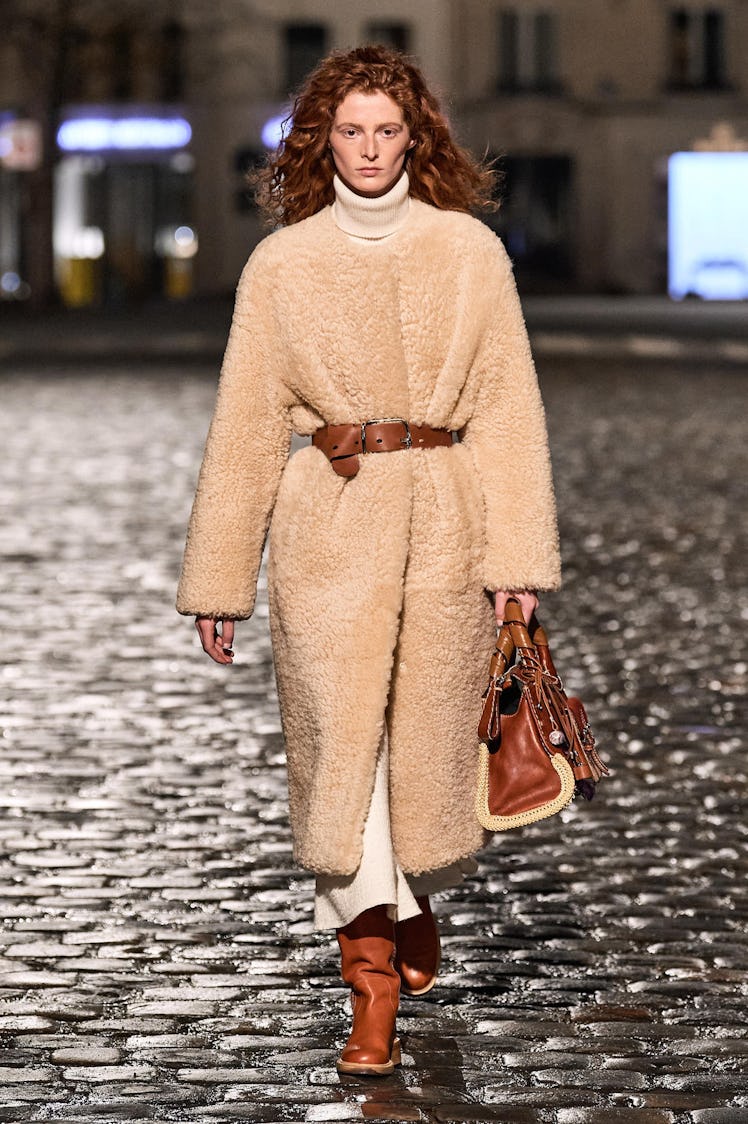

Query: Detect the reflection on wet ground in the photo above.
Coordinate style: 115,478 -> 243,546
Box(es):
0,363 -> 745,1120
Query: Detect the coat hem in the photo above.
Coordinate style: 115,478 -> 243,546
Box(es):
292,836 -> 489,879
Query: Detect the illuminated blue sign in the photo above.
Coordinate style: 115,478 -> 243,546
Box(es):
669,151 -> 748,300
57,116 -> 192,153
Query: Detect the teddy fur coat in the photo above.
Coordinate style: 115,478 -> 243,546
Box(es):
176,199 -> 561,876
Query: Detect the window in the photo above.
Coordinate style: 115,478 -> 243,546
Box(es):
111,24 -> 134,101
284,23 -> 328,93
668,7 -> 727,89
60,27 -> 91,102
483,155 -> 574,290
497,8 -> 560,93
365,22 -> 411,52
160,21 -> 185,103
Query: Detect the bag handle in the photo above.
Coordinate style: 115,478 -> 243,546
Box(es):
501,597 -> 561,677
503,594 -> 541,645
478,597 -> 548,743
485,596 -> 536,688
502,599 -> 588,765
478,622 -> 515,742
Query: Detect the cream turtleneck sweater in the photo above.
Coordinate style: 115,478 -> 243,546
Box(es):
332,171 -> 411,242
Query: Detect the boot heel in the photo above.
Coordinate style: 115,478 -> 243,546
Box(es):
395,896 -> 441,997
390,1036 -> 402,1066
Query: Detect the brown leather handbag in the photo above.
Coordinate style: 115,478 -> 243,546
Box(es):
476,598 -> 609,830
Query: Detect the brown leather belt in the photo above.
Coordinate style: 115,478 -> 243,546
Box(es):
312,418 -> 454,477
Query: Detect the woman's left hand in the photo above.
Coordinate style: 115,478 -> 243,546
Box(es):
494,589 -> 538,627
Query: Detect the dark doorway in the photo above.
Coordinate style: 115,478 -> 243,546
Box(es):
54,155 -> 194,305
485,154 -> 574,292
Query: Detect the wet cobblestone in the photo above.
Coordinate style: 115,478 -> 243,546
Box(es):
0,362 -> 746,1122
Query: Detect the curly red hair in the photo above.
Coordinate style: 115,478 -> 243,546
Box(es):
254,45 -> 497,225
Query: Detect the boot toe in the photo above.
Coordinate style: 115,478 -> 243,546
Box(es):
340,1042 -> 390,1066
337,1036 -> 401,1075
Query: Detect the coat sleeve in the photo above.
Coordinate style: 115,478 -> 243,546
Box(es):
459,239 -> 561,593
176,247 -> 294,620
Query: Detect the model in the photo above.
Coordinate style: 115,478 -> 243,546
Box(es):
177,44 -> 561,1076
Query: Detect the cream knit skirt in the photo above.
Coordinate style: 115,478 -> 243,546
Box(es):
314,719 -> 478,930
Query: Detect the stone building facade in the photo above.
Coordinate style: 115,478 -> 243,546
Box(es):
188,0 -> 453,293
2,0 -> 746,300
452,0 -> 748,293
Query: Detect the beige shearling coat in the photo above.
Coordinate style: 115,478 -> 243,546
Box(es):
177,199 -> 561,876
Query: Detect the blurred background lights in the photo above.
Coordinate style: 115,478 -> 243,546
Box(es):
170,151 -> 195,173
0,271 -> 31,300
1,271 -> 21,294
72,227 -> 105,260
57,116 -> 191,152
261,113 -> 288,149
155,225 -> 198,258
668,152 -> 748,300
174,225 -> 198,258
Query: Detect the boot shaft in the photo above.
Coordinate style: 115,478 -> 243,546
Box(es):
335,904 -> 401,1076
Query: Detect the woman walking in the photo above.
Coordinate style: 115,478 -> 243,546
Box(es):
177,45 -> 560,1076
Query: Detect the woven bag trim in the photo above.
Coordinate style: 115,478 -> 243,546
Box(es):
475,742 -> 575,831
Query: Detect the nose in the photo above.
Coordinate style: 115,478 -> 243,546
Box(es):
361,132 -> 378,161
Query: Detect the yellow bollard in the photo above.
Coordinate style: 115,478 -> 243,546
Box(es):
165,257 -> 194,300
60,258 -> 99,307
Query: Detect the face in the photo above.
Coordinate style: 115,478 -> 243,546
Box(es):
329,89 -> 415,197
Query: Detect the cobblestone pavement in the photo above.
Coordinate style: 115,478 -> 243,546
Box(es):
0,361 -> 746,1124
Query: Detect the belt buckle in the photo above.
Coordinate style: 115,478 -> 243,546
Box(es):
361,417 -> 412,452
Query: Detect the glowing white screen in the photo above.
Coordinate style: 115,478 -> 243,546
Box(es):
668,152 -> 748,300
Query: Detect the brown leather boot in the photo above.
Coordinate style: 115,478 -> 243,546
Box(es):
394,895 -> 441,997
336,904 -> 401,1076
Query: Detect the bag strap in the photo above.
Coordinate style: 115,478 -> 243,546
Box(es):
479,593 -> 542,741
479,598 -> 560,742
501,596 -> 535,654
501,598 -> 558,675
477,624 -> 515,742
487,624 -> 515,680
503,600 -> 589,764
531,621 -> 558,678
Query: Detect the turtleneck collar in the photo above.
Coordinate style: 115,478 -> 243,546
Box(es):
332,171 -> 410,241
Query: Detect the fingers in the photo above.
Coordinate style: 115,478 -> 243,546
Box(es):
221,620 -> 235,653
520,590 -> 539,623
195,616 -> 235,665
494,590 -> 539,626
493,590 -> 510,626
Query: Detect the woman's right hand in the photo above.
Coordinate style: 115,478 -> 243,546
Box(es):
195,616 -> 235,665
